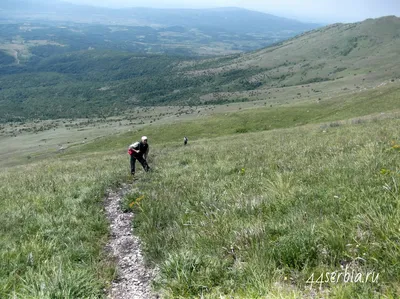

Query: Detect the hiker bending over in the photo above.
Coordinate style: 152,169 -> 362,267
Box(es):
184,136 -> 188,146
128,136 -> 150,175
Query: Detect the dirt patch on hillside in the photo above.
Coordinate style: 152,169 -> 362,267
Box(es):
104,183 -> 158,299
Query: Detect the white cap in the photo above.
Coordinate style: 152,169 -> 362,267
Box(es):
141,136 -> 148,141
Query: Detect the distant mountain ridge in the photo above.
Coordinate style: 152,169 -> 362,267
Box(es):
117,7 -> 318,33
0,0 -> 320,34
0,0 -> 322,57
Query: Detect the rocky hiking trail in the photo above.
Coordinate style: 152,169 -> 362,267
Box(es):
104,183 -> 158,299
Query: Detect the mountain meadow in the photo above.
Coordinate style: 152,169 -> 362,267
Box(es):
0,12 -> 400,299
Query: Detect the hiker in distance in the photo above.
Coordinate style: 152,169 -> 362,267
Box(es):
184,136 -> 188,146
128,136 -> 150,175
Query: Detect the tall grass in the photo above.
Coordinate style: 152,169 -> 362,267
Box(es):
0,154 -> 129,298
1,85 -> 399,298
126,118 -> 400,298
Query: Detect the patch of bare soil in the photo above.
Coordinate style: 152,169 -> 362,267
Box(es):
104,183 -> 158,299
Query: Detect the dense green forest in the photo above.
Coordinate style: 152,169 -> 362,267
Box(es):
0,50 -> 267,121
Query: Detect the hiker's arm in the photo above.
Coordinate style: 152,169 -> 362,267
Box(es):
129,143 -> 140,153
143,147 -> 149,160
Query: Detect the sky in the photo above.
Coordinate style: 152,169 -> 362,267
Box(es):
63,0 -> 400,23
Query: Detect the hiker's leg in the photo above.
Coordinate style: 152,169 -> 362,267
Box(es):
130,155 -> 137,174
137,156 -> 150,172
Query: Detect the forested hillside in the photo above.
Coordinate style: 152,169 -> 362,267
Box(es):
0,16 -> 399,122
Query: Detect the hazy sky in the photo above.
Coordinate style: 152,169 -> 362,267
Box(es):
63,0 -> 400,23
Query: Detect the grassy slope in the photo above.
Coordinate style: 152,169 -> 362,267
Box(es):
0,156 -> 130,297
183,16 -> 400,102
1,83 -> 399,297
192,16 -> 400,78
130,117 -> 400,298
75,82 -> 400,153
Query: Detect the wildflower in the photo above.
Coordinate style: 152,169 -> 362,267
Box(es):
390,141 -> 400,150
129,195 -> 145,207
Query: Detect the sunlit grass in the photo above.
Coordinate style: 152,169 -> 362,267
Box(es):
128,118 -> 400,298
0,84 -> 400,297
0,156 -> 129,297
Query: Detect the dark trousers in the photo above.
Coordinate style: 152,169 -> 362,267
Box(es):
130,155 -> 149,174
